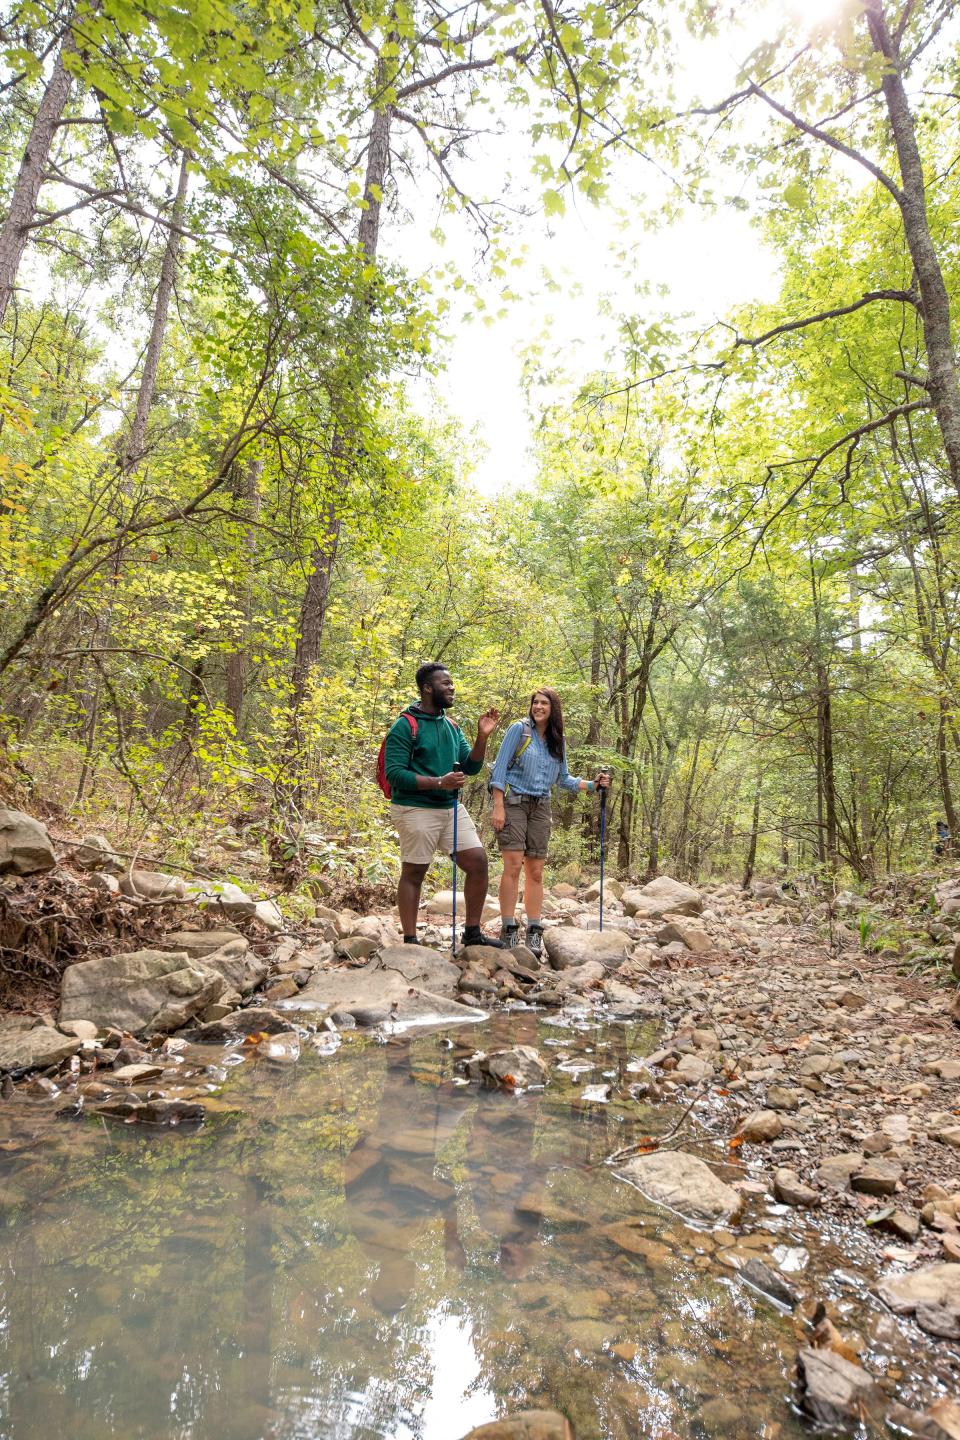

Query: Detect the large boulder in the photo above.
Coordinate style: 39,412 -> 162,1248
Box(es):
0,1017 -> 80,1073
622,876 -> 703,919
543,928 -> 632,971
618,1150 -> 743,1227
161,928 -> 244,958
0,808 -> 56,876
459,1414 -> 573,1440
59,949 -> 225,1036
298,951 -> 483,1027
423,890 -> 499,922
71,833 -> 123,874
377,945 -> 460,994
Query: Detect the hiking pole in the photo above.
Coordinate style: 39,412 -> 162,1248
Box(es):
598,780 -> 608,933
451,764 -> 462,957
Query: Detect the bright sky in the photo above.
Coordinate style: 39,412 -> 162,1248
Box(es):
388,0 -> 848,495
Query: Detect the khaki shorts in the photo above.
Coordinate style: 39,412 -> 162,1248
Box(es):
497,794 -> 552,859
391,803 -> 482,866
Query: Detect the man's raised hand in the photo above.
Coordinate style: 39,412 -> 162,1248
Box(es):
476,707 -> 501,740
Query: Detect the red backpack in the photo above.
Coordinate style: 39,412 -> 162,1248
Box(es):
376,711 -> 419,798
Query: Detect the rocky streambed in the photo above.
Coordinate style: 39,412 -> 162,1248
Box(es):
1,807 -> 960,1436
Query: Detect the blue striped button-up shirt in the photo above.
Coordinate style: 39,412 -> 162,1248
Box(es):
490,721 -> 584,797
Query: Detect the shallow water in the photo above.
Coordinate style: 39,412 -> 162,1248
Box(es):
0,1010 -> 953,1439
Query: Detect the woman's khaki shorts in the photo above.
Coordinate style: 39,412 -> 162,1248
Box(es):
391,803 -> 481,865
497,794 -> 552,859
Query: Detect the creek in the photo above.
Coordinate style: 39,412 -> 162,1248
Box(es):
0,1009 -> 950,1438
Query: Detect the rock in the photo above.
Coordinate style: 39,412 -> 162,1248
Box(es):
877,1264 -> 960,1338
866,1207 -> 920,1242
92,1096 -> 205,1126
71,833 -> 123,873
258,1033 -> 301,1064
767,1085 -> 802,1111
773,1168 -> 820,1207
674,1054 -> 712,1085
851,1158 -> 902,1196
265,976 -> 300,1002
189,938 -> 266,996
161,928 -> 244,959
88,872 -> 120,896
0,808 -> 56,875
796,1346 -> 880,1427
739,1256 -> 798,1309
298,954 -> 482,1027
458,1410 -> 573,1440
618,1150 -> 744,1227
655,920 -> 712,954
0,1018 -> 81,1074
466,1046 -> 548,1089
737,1109 -> 783,1142
953,941 -> 960,981
111,1063 -> 164,1084
424,890 -> 499,922
602,978 -> 657,1016
814,1152 -> 864,1192
58,1019 -> 98,1040
336,935 -> 380,961
887,1400 -> 960,1440
119,869 -> 187,901
191,1006 -> 293,1040
550,960 -> 607,995
59,949 -> 224,1036
622,876 -> 703,919
583,878 -> 623,902
543,928 -> 632,971
253,899 -> 284,932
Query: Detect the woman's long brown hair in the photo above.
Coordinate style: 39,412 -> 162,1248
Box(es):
529,687 -> 565,761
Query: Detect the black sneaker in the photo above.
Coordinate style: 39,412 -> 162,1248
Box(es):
500,919 -> 521,948
525,923 -> 545,958
461,927 -> 506,950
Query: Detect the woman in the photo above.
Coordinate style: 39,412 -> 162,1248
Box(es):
489,687 -> 610,956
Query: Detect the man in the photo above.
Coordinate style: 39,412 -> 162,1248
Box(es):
385,662 -> 504,948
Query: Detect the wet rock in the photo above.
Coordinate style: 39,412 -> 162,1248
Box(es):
298,954 -> 482,1027
111,1063 -> 165,1084
550,960 -> 607,995
466,1045 -> 547,1089
618,1150 -> 744,1227
542,928 -> 632,971
888,1400 -> 960,1440
739,1256 -> 799,1309
119,869 -> 187,901
796,1346 -> 880,1427
190,1005 -> 294,1040
737,1109 -> 783,1142
92,1096 -> 205,1126
0,808 -> 56,875
258,1032 -> 301,1064
60,949 -> 224,1036
602,978 -> 656,1017
851,1158 -> 902,1196
458,1410 -> 573,1440
0,1018 -> 81,1074
515,1190 -> 588,1230
622,875 -> 703,919
877,1263 -> 960,1337
773,1168 -> 820,1207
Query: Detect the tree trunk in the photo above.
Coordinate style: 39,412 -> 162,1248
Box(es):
817,663 -> 838,870
226,457 -> 263,726
741,780 -> 761,890
936,692 -> 958,837
0,27 -> 75,326
865,0 -> 960,493
289,60 -> 394,708
123,149 -> 190,472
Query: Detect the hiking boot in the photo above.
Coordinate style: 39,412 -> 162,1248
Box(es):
525,922 -> 545,959
461,926 -> 506,950
500,919 -> 521,948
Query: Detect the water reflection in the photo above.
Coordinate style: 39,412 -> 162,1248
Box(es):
0,1012 -> 939,1439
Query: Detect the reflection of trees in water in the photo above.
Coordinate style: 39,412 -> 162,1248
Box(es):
0,1021 -> 833,1440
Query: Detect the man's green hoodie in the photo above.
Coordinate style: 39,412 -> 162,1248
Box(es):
384,704 -> 481,809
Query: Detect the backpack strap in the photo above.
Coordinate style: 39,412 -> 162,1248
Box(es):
513,718 -> 533,765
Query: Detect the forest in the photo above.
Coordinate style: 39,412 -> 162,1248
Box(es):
2,0 -> 960,893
